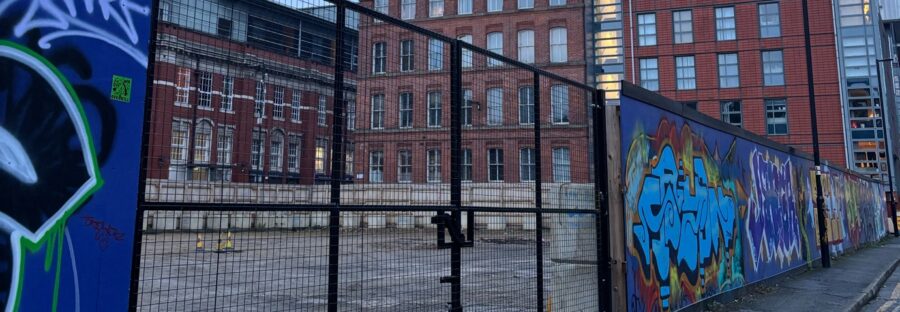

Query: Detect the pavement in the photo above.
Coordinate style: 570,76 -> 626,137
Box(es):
709,237 -> 900,312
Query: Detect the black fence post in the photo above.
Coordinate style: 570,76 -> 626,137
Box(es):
128,0 -> 163,310
592,89 -> 611,311
532,72 -> 545,311
328,2 -> 347,311
449,39 -> 464,312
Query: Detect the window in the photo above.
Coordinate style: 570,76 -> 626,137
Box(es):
762,50 -> 784,86
552,147 -> 571,182
637,13 -> 657,46
459,35 -> 473,68
175,68 -> 190,106
458,0 -> 472,14
288,135 -> 300,173
551,85 -> 569,124
487,32 -> 503,66
315,138 -> 327,174
291,89 -> 301,122
194,120 -> 212,164
398,150 -> 412,182
718,53 -> 739,88
346,97 -> 356,130
169,120 -> 190,180
487,87 -> 503,125
247,15 -> 299,55
639,58 -> 659,91
402,0 -> 415,19
682,101 -> 698,110
430,0 -> 444,17
463,89 -> 473,126
428,91 -> 442,127
720,100 -> 742,127
429,39 -> 443,70
369,151 -> 384,183
520,148 -> 535,182
218,18 -> 233,37
198,72 -> 212,108
518,0 -> 533,9
255,81 -> 266,118
488,0 -> 503,12
221,77 -> 233,111
759,3 -> 781,38
549,27 -> 567,63
273,86 -> 285,119
488,149 -> 504,182
318,95 -> 327,126
673,10 -> 693,44
676,56 -> 696,90
373,42 -> 386,74
375,0 -> 389,15
371,94 -> 385,129
766,99 -> 788,135
399,92 -> 413,128
270,131 -> 284,172
519,86 -> 534,124
216,126 -> 233,166
462,149 -> 473,181
715,7 -> 736,41
251,131 -> 265,170
345,143 -> 355,178
400,40 -> 414,72
549,0 -> 564,6
427,149 -> 442,182
518,30 -> 535,63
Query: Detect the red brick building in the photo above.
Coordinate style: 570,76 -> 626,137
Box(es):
352,0 -> 593,185
147,0 -> 358,186
620,0 -> 848,166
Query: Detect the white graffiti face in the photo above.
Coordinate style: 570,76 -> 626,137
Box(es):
0,0 -> 151,67
0,126 -> 37,185
0,41 -> 100,312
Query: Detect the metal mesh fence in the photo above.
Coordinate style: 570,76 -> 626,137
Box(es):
133,0 -> 606,311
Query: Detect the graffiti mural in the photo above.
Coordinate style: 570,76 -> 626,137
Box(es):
0,0 -> 150,311
620,93 -> 890,312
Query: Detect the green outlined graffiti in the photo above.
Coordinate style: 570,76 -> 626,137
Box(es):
0,40 -> 103,311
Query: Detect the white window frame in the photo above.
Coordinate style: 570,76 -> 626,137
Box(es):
270,131 -> 284,172
273,85 -> 285,119
518,30 -> 535,64
373,42 -> 387,74
639,58 -> 659,91
518,0 -> 533,10
488,148 -> 504,182
487,87 -> 503,125
717,53 -> 740,88
552,147 -> 571,182
287,134 -> 301,173
518,86 -> 534,125
762,50 -> 785,86
427,149 -> 442,183
715,7 -> 736,41
398,150 -> 412,183
458,0 -> 472,14
402,0 -> 416,19
399,92 -> 413,128
429,38 -> 443,70
400,39 -> 414,72
221,76 -> 233,111
216,125 -> 233,166
550,27 -> 568,63
251,130 -> 266,171
551,84 -> 569,124
637,13 -> 657,46
318,95 -> 327,126
371,94 -> 385,129
488,0 -> 503,12
291,89 -> 301,122
459,35 -> 473,68
369,151 -> 384,183
430,0 -> 444,17
428,91 -> 442,127
675,56 -> 696,90
198,72 -> 212,108
549,0 -> 565,6
194,120 -> 212,164
673,10 -> 693,44
759,3 -> 781,38
462,89 -> 473,126
519,148 -> 535,182
765,98 -> 788,135
175,68 -> 191,106
255,81 -> 266,118
462,149 -> 473,182
487,32 -> 504,67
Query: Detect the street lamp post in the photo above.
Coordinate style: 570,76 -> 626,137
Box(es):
801,0 -> 831,267
875,58 -> 900,237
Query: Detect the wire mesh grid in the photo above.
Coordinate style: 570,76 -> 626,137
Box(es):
134,0 -> 606,311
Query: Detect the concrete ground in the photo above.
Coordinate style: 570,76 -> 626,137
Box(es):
709,238 -> 900,312
134,228 -> 599,312
862,253 -> 900,312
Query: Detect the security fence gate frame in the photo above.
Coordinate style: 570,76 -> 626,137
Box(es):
129,0 -> 611,310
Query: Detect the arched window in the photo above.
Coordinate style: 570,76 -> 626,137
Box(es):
193,120 -> 213,164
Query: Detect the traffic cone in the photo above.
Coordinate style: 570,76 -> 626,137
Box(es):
224,231 -> 234,251
195,233 -> 204,251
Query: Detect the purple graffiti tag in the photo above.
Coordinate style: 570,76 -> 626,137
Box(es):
746,149 -> 802,273
81,215 -> 125,250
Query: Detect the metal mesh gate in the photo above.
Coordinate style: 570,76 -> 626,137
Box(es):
130,0 -> 609,310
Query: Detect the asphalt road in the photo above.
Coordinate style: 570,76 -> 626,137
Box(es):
863,263 -> 900,312
134,228 -> 598,312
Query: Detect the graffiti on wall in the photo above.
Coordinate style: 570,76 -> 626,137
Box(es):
620,94 -> 889,312
623,119 -> 745,312
0,0 -> 150,311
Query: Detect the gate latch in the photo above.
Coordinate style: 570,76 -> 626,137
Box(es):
431,214 -> 473,247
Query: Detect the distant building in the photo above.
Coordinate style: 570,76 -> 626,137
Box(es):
148,0 -> 358,185
353,0 -> 593,185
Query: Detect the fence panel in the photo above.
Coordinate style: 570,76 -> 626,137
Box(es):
132,0 -> 607,311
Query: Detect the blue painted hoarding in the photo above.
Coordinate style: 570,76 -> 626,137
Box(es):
0,1 -> 152,310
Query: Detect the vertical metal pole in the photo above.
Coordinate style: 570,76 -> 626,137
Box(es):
875,59 -> 900,237
449,39 -> 463,312
592,90 -> 611,311
327,2 -> 347,311
801,0 -> 831,268
532,73 -> 545,311
128,0 -> 162,310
